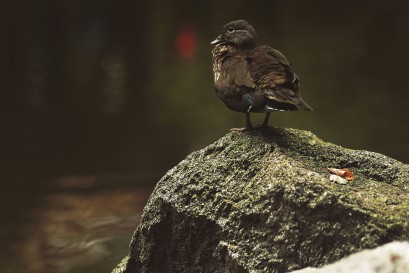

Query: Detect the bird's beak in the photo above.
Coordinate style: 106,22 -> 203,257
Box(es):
210,35 -> 224,45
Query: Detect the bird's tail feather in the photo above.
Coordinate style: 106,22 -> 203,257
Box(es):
297,97 -> 313,111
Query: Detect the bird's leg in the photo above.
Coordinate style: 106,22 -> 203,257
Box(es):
261,112 -> 270,128
245,112 -> 254,130
230,112 -> 254,132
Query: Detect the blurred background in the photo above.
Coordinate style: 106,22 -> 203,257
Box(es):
1,0 -> 409,272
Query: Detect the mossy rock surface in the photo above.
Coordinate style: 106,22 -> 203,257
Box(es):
113,127 -> 409,273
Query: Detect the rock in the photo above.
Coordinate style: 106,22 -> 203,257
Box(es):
112,256 -> 128,273
112,127 -> 409,273
291,241 -> 409,273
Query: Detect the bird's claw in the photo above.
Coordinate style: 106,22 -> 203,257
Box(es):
229,127 -> 253,132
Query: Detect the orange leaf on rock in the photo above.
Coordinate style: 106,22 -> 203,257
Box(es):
326,167 -> 354,181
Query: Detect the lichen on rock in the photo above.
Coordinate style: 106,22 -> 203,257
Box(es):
112,127 -> 409,273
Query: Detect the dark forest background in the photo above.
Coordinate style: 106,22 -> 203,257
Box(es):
1,0 -> 409,272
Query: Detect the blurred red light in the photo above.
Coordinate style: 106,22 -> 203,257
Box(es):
176,26 -> 198,60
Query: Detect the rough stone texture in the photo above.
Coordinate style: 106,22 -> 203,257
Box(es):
111,256 -> 128,273
291,241 -> 409,273
113,127 -> 409,273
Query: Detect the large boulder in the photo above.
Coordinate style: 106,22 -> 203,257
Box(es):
113,127 -> 409,273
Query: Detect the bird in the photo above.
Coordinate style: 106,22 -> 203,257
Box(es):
210,20 -> 313,131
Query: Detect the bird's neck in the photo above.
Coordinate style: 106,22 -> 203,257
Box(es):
211,43 -> 235,58
212,43 -> 255,58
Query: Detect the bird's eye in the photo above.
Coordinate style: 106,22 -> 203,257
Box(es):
227,27 -> 234,33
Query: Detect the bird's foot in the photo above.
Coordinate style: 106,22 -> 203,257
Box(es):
229,126 -> 253,132
230,113 -> 255,131
229,127 -> 248,132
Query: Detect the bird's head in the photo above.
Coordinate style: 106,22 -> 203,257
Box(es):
211,20 -> 257,49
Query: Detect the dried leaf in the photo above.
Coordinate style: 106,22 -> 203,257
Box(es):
326,167 -> 354,181
341,169 -> 354,181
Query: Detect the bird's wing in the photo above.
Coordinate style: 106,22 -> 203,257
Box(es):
248,46 -> 312,110
262,46 -> 291,65
220,54 -> 270,109
249,46 -> 298,91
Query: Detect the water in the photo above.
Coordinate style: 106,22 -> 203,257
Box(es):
0,175 -> 154,273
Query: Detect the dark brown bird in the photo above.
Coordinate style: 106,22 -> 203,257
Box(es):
211,20 -> 313,131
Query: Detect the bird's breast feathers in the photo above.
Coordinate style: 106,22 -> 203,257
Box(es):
212,44 -> 231,83
212,46 -> 255,89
